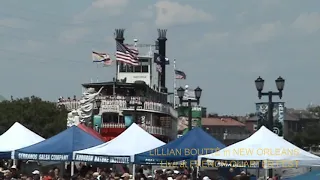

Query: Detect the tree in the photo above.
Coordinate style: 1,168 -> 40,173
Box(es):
287,123 -> 320,148
0,96 -> 68,138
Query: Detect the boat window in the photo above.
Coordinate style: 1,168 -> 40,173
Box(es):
119,62 -> 126,72
142,65 -> 148,72
102,113 -> 118,123
134,65 -> 142,72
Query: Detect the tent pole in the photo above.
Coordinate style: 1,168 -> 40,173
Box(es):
71,162 -> 75,176
132,164 -> 136,180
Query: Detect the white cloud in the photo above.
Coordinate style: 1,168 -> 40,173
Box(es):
235,11 -> 247,23
204,32 -> 229,42
154,1 -> 214,27
291,12 -> 320,34
244,21 -> 282,44
58,28 -> 89,44
140,5 -> 154,19
24,40 -> 45,52
4,39 -> 45,54
92,0 -> 128,9
73,0 -> 129,23
0,18 -> 29,29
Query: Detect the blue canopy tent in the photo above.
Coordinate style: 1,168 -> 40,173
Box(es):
13,126 -> 104,161
134,127 -> 225,164
288,170 -> 320,180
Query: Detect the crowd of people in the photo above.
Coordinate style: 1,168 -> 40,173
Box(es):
0,162 -> 283,180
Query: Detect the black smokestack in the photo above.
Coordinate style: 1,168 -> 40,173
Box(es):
157,29 -> 167,93
115,29 -> 125,43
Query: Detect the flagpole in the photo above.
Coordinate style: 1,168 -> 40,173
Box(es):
173,59 -> 177,108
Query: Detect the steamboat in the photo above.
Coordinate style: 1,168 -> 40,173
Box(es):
57,29 -> 178,142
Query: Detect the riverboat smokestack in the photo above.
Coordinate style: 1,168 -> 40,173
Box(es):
115,29 -> 125,43
157,29 -> 167,93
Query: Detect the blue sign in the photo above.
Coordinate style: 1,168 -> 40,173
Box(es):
124,116 -> 133,127
93,115 -> 102,128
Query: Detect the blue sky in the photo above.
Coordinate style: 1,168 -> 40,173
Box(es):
0,0 -> 320,114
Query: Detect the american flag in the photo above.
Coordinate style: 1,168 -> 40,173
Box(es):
116,41 -> 139,66
175,70 -> 186,79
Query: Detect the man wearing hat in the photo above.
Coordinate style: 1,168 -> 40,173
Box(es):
10,165 -> 19,179
32,170 -> 40,180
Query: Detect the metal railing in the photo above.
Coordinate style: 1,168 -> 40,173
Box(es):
57,96 -> 174,115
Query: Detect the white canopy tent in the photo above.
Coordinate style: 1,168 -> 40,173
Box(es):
198,126 -> 320,167
73,123 -> 165,162
0,122 -> 44,152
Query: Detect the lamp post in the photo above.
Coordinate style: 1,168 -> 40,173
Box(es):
255,76 -> 284,178
177,86 -> 202,131
255,76 -> 285,132
125,95 -> 146,124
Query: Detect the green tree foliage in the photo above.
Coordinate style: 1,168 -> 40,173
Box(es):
0,96 -> 68,138
285,106 -> 320,148
286,123 -> 320,148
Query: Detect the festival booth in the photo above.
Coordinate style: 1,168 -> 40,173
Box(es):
77,123 -> 106,142
0,122 -> 44,159
73,123 -> 165,163
289,170 -> 320,180
198,126 -> 320,168
134,127 -> 225,164
12,125 -> 104,161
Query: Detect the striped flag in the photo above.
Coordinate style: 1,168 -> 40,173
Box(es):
128,46 -> 139,57
92,51 -> 112,66
116,41 -> 139,66
175,70 -> 186,79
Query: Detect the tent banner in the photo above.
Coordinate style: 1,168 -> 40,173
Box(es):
73,154 -> 130,163
15,152 -> 71,161
255,102 -> 285,136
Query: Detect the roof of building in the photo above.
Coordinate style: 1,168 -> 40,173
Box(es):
245,109 -> 319,122
202,117 -> 245,126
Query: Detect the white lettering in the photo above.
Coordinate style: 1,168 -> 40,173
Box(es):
75,154 -> 94,162
18,153 -> 38,160
278,103 -> 284,122
94,156 -> 109,163
50,155 -> 69,161
17,153 -> 69,161
133,76 -> 146,78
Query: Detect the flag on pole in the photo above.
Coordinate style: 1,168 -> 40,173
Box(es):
154,53 -> 170,64
92,51 -> 113,66
128,46 -> 139,57
175,70 -> 186,79
116,41 -> 139,66
156,64 -> 162,73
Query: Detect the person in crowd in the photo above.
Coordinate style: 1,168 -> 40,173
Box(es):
10,165 -> 19,179
32,170 -> 40,180
53,167 -> 60,179
121,173 -> 130,180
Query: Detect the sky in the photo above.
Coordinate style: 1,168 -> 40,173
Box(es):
0,0 -> 320,115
